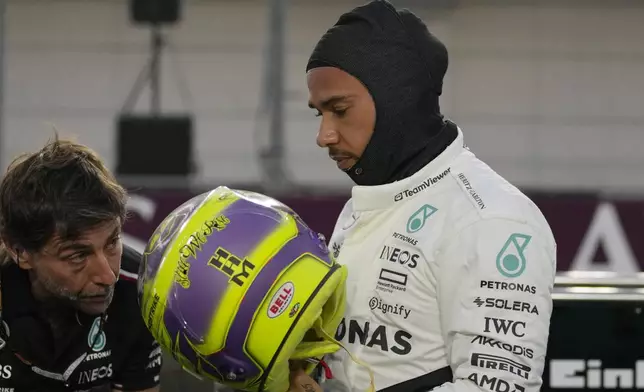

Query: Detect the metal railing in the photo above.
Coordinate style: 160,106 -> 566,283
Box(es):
553,271 -> 644,302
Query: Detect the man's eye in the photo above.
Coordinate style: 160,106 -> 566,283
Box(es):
333,108 -> 347,117
65,253 -> 88,264
106,236 -> 121,250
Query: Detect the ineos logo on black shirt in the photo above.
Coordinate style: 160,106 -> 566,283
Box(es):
78,363 -> 113,384
379,245 -> 419,269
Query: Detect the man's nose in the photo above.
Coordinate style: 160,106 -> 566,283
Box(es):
91,253 -> 117,286
316,124 -> 339,148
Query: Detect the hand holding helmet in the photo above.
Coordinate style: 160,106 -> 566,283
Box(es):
288,368 -> 322,392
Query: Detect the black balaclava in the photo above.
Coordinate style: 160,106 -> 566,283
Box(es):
307,0 -> 458,186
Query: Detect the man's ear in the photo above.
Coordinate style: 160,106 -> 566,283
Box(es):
13,248 -> 33,270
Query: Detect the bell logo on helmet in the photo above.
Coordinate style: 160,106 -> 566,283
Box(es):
268,282 -> 295,318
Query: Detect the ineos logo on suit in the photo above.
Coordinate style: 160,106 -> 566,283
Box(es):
379,245 -> 419,269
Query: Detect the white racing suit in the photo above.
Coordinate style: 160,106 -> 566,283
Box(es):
321,129 -> 557,392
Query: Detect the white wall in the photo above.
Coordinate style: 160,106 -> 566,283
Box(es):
2,0 -> 644,192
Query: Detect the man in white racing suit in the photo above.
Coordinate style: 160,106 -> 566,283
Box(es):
305,1 -> 557,391
322,129 -> 556,392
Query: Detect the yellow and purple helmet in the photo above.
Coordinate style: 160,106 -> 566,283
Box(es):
137,186 -> 347,391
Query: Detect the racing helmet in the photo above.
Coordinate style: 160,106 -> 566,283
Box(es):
137,186 -> 349,391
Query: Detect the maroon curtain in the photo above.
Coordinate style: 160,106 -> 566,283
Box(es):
124,189 -> 644,272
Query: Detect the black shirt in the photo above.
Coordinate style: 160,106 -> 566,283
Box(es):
0,244 -> 162,391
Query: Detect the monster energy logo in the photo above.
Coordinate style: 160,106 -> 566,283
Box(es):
496,233 -> 531,278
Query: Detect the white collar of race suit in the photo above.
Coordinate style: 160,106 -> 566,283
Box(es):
351,127 -> 465,212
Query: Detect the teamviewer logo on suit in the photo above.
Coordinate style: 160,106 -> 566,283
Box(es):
376,268 -> 408,293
